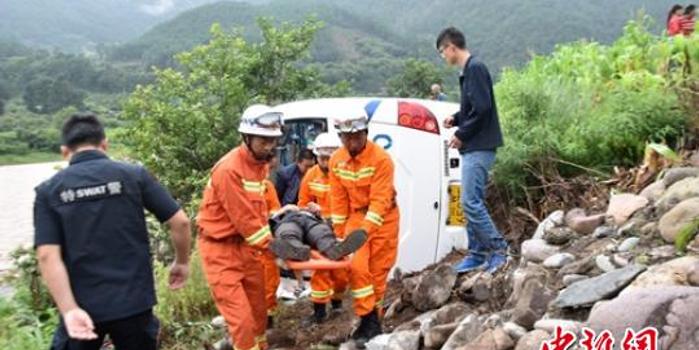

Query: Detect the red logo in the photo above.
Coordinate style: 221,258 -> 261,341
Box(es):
541,326 -> 659,350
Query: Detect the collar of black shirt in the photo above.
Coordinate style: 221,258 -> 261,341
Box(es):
69,150 -> 108,165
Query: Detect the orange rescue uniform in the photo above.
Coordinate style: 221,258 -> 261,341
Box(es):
197,145 -> 272,350
261,180 -> 281,315
328,141 -> 399,316
298,164 -> 349,304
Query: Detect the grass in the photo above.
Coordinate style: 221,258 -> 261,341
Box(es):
0,151 -> 61,166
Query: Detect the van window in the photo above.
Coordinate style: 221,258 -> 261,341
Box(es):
278,118 -> 327,166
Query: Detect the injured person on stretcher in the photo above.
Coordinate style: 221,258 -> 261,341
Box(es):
269,208 -> 367,261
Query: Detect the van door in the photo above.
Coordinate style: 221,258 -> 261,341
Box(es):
368,100 -> 443,273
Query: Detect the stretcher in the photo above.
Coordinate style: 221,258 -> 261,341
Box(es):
284,250 -> 351,270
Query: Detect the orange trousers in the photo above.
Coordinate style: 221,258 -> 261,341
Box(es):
347,208 -> 399,316
199,236 -> 268,350
259,251 -> 280,314
310,267 -> 349,304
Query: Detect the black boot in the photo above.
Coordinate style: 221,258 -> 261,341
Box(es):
301,302 -> 327,327
323,229 -> 368,260
270,238 -> 311,261
352,309 -> 382,349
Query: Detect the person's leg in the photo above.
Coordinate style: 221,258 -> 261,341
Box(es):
306,220 -> 367,260
199,238 -> 261,350
270,221 -> 310,261
259,251 -> 280,324
330,267 -> 349,313
459,151 -> 508,273
51,319 -> 106,350
241,245 -> 269,350
105,310 -> 159,350
347,213 -> 376,319
368,210 -> 399,315
455,151 -> 496,272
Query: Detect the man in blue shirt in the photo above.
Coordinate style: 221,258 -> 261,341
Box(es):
436,27 -> 509,274
274,148 -> 316,205
34,114 -> 191,350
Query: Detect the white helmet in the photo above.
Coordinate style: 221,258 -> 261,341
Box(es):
313,133 -> 341,156
334,106 -> 369,133
238,104 -> 284,137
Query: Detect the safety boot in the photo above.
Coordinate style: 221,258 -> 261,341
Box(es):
323,229 -> 367,260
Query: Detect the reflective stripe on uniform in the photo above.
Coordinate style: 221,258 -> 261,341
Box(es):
309,182 -> 330,192
365,211 -> 384,226
351,285 -> 374,299
242,180 -> 265,194
246,225 -> 271,245
331,214 -> 347,225
311,289 -> 334,299
332,167 -> 376,182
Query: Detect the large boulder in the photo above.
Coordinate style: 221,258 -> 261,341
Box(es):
386,330 -> 420,350
552,265 -> 646,309
514,330 -> 550,350
607,193 -> 649,226
457,327 -> 514,350
543,253 -> 576,269
656,177 -> 699,213
661,167 -> 699,187
521,239 -> 561,263
565,209 -> 606,235
412,264 -> 457,311
639,180 -> 666,202
441,314 -> 483,350
543,227 -> 577,245
423,322 -> 459,349
626,256 -> 699,290
534,210 -> 565,240
512,279 -> 556,329
588,286 -> 699,350
658,197 -> 699,243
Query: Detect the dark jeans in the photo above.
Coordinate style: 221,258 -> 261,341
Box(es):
50,310 -> 159,350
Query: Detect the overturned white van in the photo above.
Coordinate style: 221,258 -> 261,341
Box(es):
274,97 -> 468,273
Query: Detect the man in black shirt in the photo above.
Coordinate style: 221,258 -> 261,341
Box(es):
436,27 -> 509,274
34,114 -> 191,350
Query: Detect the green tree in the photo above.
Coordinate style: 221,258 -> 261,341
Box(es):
122,18 -> 350,202
22,77 -> 85,114
386,58 -> 448,98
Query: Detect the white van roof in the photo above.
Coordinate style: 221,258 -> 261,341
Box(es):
275,97 -> 459,125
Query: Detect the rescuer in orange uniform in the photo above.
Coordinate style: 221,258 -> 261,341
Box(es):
297,132 -> 348,325
197,104 -> 284,350
328,107 -> 400,348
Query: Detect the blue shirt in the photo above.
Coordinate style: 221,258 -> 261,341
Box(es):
33,150 -> 180,322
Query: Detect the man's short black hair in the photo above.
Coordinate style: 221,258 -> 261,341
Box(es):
686,4 -> 696,15
436,27 -> 467,50
61,113 -> 106,150
297,148 -> 316,162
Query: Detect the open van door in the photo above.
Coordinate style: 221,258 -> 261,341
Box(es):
368,100 -> 443,273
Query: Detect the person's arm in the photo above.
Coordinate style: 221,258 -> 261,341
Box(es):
140,167 -> 191,289
298,169 -> 318,211
328,159 -> 349,236
454,64 -> 493,142
165,210 -> 191,289
360,157 -> 395,235
214,169 -> 272,248
37,245 -> 98,340
33,188 -> 97,340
